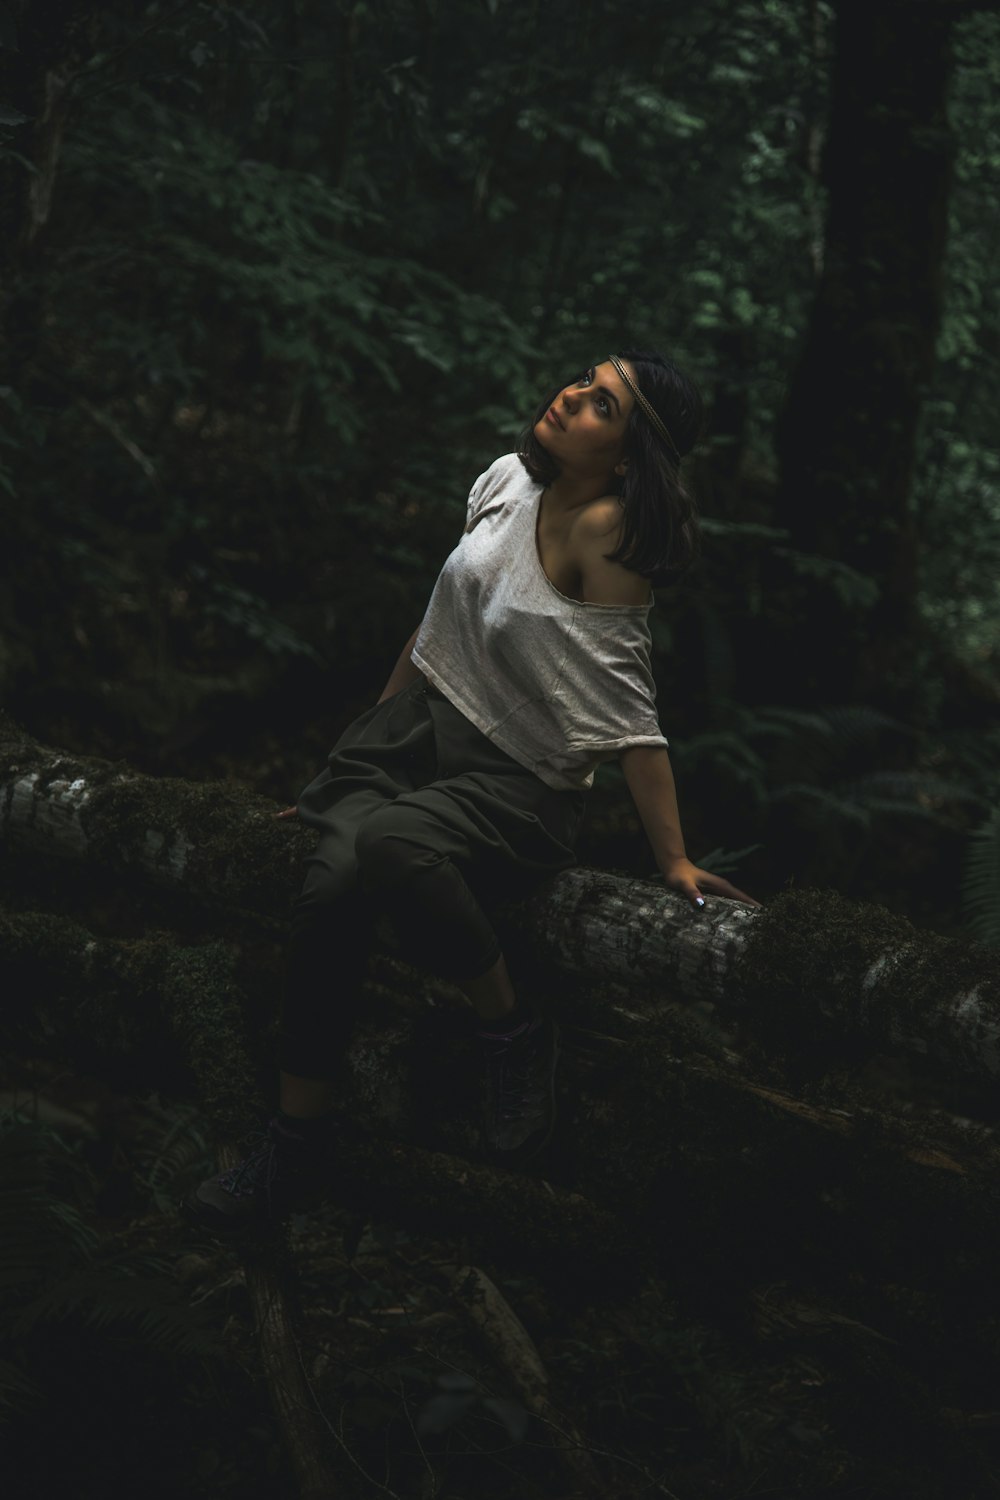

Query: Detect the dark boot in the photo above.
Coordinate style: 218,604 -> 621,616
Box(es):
479,1015 -> 559,1162
183,1113 -> 335,1233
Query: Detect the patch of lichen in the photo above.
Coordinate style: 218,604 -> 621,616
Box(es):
0,715 -> 129,804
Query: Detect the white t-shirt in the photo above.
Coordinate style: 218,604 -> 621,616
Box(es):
411,453 -> 669,791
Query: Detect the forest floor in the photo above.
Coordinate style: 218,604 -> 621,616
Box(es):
5,1016 -> 1000,1499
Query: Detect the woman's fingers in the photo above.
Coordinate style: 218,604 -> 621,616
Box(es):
274,806 -> 299,820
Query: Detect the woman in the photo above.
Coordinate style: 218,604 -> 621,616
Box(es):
186,349 -> 761,1232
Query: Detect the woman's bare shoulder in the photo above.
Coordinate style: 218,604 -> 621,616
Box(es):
573,498 -> 651,607
572,495 -> 625,540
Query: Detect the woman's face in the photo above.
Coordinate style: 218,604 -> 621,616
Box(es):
533,359 -> 635,475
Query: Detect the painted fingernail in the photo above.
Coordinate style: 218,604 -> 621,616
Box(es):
695,897 -> 705,908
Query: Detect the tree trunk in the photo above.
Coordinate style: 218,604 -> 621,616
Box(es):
771,0 -> 958,707
0,1 -> 99,257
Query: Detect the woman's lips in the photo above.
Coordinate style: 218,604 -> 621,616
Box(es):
545,407 -> 563,429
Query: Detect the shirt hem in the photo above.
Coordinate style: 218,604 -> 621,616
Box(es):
411,650 -> 600,792
567,733 -> 670,753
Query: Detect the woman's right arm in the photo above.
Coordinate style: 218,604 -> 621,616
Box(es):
376,624 -> 424,703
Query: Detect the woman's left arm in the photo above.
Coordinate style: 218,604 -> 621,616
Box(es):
619,744 -> 761,910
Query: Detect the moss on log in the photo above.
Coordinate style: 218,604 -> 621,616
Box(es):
735,886 -> 1000,1084
0,711 -> 311,922
0,906 -> 259,1139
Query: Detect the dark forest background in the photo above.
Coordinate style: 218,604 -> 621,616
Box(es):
2,2 -> 1000,1497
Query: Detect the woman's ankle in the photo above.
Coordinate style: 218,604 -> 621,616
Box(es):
273,1108 -> 337,1140
463,953 -> 518,1018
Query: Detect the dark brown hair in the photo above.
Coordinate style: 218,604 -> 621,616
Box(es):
517,347 -> 704,585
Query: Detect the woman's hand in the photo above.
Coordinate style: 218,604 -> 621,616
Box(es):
662,856 -> 761,910
274,806 -> 299,820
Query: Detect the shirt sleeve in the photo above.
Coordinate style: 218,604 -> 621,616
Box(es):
465,464 -> 495,529
560,613 -> 668,755
464,453 -> 521,530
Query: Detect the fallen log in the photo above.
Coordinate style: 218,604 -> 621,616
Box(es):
8,905 -> 1000,1334
0,907 -> 260,1140
3,713 -> 1000,1090
0,711 -> 308,923
0,907 -> 637,1275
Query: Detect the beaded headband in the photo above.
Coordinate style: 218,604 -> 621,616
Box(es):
608,354 -> 680,459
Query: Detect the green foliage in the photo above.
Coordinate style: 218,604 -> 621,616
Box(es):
190,568 -> 324,665
771,546 -> 882,612
961,806 -> 1000,947
912,11 -> 1000,660
130,1100 -> 213,1214
660,702 -> 991,905
689,842 -> 765,877
0,0 -> 997,917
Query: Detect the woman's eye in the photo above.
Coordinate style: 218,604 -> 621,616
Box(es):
595,396 -> 610,416
577,368 -> 594,387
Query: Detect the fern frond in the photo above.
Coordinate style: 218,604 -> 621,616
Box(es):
0,1122 -> 99,1287
131,1103 -> 213,1211
770,783 -> 872,830
743,706 -> 836,741
690,845 -> 766,877
0,1356 -> 41,1413
961,807 -> 1000,946
772,547 -> 881,610
674,731 -> 767,782
12,1270 -> 225,1361
814,704 -> 917,751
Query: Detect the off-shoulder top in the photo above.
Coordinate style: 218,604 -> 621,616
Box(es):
410,453 -> 669,791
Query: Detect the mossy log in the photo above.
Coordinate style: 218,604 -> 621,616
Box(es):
0,712 -> 310,922
3,713 -> 1000,1089
0,907 -> 261,1139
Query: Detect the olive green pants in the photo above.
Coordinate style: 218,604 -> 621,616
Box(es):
278,676 -> 586,1078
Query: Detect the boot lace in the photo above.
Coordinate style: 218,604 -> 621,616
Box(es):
217,1133 -> 278,1200
486,1027 -> 546,1122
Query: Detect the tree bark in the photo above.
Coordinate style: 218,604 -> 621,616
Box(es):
770,0 -> 958,707
0,1 -> 100,256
